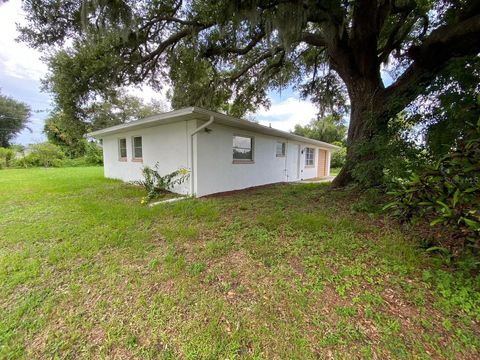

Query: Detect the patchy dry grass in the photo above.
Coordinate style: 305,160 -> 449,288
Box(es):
0,167 -> 479,359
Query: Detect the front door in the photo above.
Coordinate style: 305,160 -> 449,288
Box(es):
317,149 -> 327,177
287,144 -> 300,181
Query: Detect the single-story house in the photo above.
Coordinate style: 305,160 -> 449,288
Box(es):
88,107 -> 339,197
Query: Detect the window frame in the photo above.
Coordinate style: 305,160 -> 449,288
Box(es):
132,136 -> 143,161
118,138 -> 127,161
232,134 -> 254,163
276,141 -> 286,157
305,147 -> 315,167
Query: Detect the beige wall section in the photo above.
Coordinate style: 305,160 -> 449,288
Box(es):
317,149 -> 327,177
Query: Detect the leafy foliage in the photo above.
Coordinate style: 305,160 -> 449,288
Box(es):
410,57 -> 480,158
330,143 -> 346,169
15,143 -> 65,168
135,164 -> 190,201
84,142 -> 103,165
385,121 -> 480,250
293,115 -> 346,144
352,112 -> 428,187
87,93 -> 167,130
44,93 -> 166,157
0,92 -> 31,147
0,147 -> 15,169
347,56 -> 479,189
44,112 -> 87,157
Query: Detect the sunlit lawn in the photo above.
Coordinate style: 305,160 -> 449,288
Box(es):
330,167 -> 341,177
1,167 -> 479,359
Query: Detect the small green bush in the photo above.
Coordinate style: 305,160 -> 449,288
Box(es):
385,120 -> 480,250
14,143 -> 65,168
58,141 -> 103,167
135,163 -> 190,202
331,142 -> 346,168
84,141 -> 103,165
0,147 -> 15,168
12,141 -> 102,168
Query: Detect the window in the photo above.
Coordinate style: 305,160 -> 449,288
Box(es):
132,136 -> 143,160
118,138 -> 127,160
233,135 -> 253,162
305,147 -> 315,166
276,142 -> 286,157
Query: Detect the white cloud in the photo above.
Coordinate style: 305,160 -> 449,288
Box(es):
0,0 -> 47,80
126,84 -> 171,110
251,97 -> 317,132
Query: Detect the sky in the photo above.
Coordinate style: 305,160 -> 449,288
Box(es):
0,0 -> 392,146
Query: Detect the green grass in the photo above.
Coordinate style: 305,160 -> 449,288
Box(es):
0,167 -> 479,359
330,167 -> 342,176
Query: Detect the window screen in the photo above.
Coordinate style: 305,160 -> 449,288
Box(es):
119,138 -> 127,159
233,136 -> 253,161
305,147 -> 315,166
133,136 -> 142,159
276,142 -> 286,157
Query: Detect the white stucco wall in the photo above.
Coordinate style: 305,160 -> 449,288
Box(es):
286,142 -> 301,182
101,120 -> 192,195
193,122 -> 329,196
100,118 -> 332,197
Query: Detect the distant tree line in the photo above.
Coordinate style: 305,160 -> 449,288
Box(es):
0,92 -> 30,148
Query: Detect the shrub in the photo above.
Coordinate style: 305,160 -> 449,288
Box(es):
14,143 -> 65,168
12,142 -> 101,168
351,188 -> 386,214
0,147 -> 15,168
84,141 -> 103,165
351,113 -> 427,188
135,163 -> 190,201
385,121 -> 480,251
331,142 -> 346,168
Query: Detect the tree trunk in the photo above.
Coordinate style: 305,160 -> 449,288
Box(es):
332,76 -> 385,188
328,6 -> 480,189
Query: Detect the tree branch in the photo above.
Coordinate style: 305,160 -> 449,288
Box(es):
203,28 -> 266,57
378,13 -> 480,118
140,23 -> 214,63
377,11 -> 415,64
301,31 -> 327,47
228,48 -> 284,83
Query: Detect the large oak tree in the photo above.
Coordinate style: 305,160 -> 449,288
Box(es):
19,0 -> 480,186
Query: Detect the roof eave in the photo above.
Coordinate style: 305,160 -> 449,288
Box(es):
87,106 -> 340,150
87,107 -> 196,137
190,107 -> 340,150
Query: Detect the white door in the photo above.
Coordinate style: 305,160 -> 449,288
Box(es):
286,144 -> 300,181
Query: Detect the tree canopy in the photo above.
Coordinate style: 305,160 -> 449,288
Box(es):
293,115 -> 347,144
0,92 -> 31,147
408,56 -> 480,158
44,92 -> 166,157
19,0 -> 480,186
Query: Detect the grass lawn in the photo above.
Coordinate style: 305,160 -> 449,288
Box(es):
330,167 -> 341,177
1,167 -> 479,359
